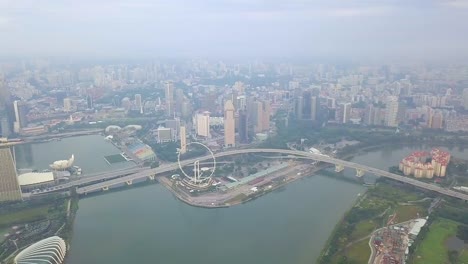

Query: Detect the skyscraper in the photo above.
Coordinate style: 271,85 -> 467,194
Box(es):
385,96 -> 399,127
179,125 -> 187,154
13,100 -> 28,133
294,90 -> 318,121
238,110 -> 248,143
336,103 -> 351,124
63,98 -> 72,112
175,88 -> 184,115
0,147 -> 22,202
261,100 -> 271,131
86,94 -> 94,109
224,100 -> 235,148
135,94 -> 142,113
165,81 -> 175,117
196,111 -> 210,138
463,88 -> 468,109
364,104 -> 375,125
0,76 -> 7,110
0,117 -> 10,137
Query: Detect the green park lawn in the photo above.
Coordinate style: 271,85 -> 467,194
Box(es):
395,205 -> 426,222
349,220 -> 377,241
413,218 -> 459,264
332,239 -> 371,264
0,206 -> 50,227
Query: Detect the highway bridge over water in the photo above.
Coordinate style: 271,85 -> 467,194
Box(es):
35,148 -> 468,201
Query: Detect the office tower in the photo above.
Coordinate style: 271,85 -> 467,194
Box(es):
385,96 -> 399,127
1,117 -> 10,137
336,103 -> 351,124
180,125 -> 187,154
196,111 -> 210,138
135,94 -> 142,113
294,95 -> 304,120
63,98 -> 72,112
13,100 -> 28,133
165,81 -> 175,117
294,90 -> 318,121
0,77 -> 7,110
429,111 -> 443,129
236,95 -> 246,110
364,104 -> 375,125
262,100 -> 271,131
165,118 -> 181,141
310,96 -> 318,121
463,88 -> 468,109
86,94 -> 93,109
0,147 -> 22,202
181,100 -> 192,120
157,127 -> 172,143
224,100 -> 235,148
255,101 -> 264,133
175,89 -> 184,114
238,110 -> 248,143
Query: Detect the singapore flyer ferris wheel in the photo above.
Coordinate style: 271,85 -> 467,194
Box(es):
177,142 -> 216,188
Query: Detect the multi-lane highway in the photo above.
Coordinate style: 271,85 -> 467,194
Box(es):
38,148 -> 468,201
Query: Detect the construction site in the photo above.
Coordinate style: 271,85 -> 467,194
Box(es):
369,214 -> 427,264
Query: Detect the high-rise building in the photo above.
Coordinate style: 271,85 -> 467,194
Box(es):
63,98 -> 72,112
175,89 -> 184,115
247,99 -> 270,133
385,96 -> 399,127
0,147 -> 22,202
294,90 -> 318,121
463,88 -> 468,109
165,118 -> 180,141
135,94 -> 142,113
86,94 -> 94,109
224,100 -> 235,148
179,125 -> 187,154
13,100 -> 28,133
165,81 -> 175,117
0,77 -> 7,110
196,111 -> 210,138
336,103 -> 351,124
262,100 -> 271,131
181,100 -> 192,120
364,104 -> 375,125
238,110 -> 248,143
429,111 -> 443,129
294,96 -> 304,119
0,116 -> 10,137
253,101 -> 264,133
157,127 -> 173,143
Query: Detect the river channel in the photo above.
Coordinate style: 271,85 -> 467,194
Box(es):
14,136 -> 468,263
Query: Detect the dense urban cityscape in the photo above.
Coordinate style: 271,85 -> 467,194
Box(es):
2,0 -> 468,264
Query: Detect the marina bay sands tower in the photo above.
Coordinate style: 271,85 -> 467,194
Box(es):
0,146 -> 22,202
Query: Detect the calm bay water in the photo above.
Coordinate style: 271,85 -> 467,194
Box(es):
16,137 -> 468,264
67,176 -> 365,264
14,135 -> 133,174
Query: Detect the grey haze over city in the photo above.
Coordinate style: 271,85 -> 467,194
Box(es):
1,0 -> 468,60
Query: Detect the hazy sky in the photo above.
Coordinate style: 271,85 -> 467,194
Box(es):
1,0 -> 468,60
